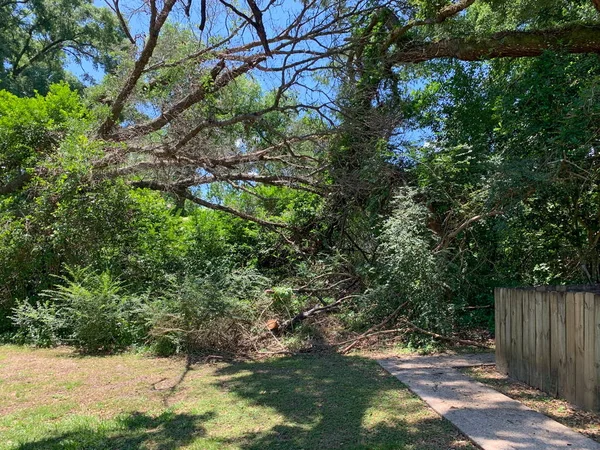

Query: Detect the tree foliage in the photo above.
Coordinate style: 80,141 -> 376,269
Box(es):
3,0 -> 600,351
0,0 -> 123,96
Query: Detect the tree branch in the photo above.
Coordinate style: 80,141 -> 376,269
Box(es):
389,24 -> 600,64
384,0 -> 476,48
96,0 -> 178,138
131,180 -> 290,228
434,211 -> 502,252
104,0 -> 136,45
278,295 -> 358,332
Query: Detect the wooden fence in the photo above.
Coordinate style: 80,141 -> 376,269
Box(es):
495,286 -> 600,412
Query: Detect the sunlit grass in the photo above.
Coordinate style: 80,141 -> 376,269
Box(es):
0,345 -> 474,449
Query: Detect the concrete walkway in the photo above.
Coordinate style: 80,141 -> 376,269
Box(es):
378,354 -> 600,450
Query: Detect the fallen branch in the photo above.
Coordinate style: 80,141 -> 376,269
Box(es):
335,318 -> 491,350
335,328 -> 406,347
278,294 -> 358,332
399,318 -> 491,349
339,301 -> 408,354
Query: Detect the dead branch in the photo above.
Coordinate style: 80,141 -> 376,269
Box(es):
335,319 -> 490,350
278,294 -> 358,332
399,318 -> 491,349
339,301 -> 408,353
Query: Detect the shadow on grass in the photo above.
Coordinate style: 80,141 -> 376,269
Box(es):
16,411 -> 214,450
12,353 -> 470,449
215,354 -> 468,450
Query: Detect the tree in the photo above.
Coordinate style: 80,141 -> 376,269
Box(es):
5,0 -> 600,226
0,0 -> 123,96
4,0 -> 600,345
86,0 -> 600,230
416,52 -> 600,283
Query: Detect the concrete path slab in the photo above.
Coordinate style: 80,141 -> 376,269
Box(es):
379,352 -> 495,370
378,355 -> 600,450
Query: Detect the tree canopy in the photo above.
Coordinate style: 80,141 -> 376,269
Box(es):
1,0 -> 600,352
0,0 -> 123,95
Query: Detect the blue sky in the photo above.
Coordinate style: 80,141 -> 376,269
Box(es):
66,0 -> 432,150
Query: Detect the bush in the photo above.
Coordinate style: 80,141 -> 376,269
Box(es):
12,267 -> 147,353
11,262 -> 274,355
11,300 -> 65,347
147,265 -> 270,355
355,190 -> 454,337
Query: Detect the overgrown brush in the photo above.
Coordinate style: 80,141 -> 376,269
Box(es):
13,267 -> 147,352
146,267 -> 271,355
11,264 -> 273,355
352,190 -> 457,342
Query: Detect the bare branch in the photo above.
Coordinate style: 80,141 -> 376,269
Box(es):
104,0 -> 136,45
434,211 -> 503,252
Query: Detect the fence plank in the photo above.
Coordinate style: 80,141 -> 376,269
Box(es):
555,291 -> 567,400
515,290 -> 524,381
595,294 -> 600,412
511,289 -> 519,377
565,291 -> 577,404
504,289 -> 512,376
496,288 -> 508,374
534,291 -> 546,391
495,287 -> 500,358
521,290 -> 535,383
548,291 -> 559,397
527,289 -> 537,388
575,292 -> 586,407
540,291 -> 551,392
583,293 -> 596,411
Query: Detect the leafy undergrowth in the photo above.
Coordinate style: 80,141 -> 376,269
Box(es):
0,345 -> 475,450
463,366 -> 600,443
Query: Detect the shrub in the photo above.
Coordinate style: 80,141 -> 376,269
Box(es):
11,300 -> 65,347
12,267 -> 148,353
355,190 -> 454,337
147,265 -> 270,355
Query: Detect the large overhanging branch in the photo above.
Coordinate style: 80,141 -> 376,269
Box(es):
389,24 -> 600,64
382,0 -> 476,49
132,179 -> 290,229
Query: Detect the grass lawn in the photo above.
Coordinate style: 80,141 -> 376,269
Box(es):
0,346 -> 474,449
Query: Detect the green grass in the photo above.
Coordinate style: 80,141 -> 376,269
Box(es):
0,346 -> 474,449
